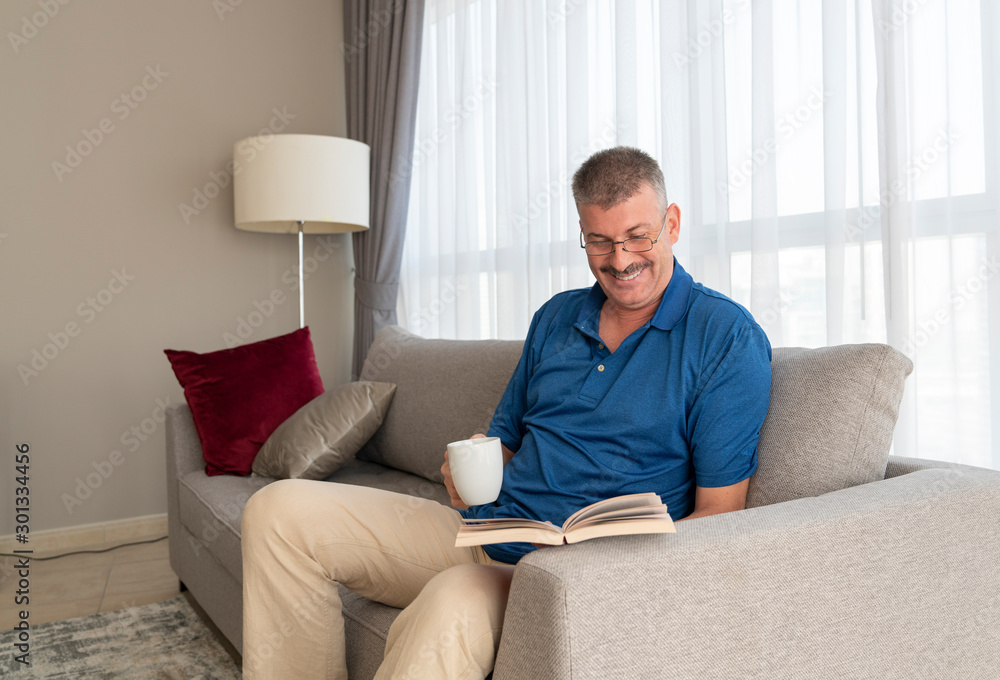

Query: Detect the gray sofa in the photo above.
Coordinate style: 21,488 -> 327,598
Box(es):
166,326 -> 1000,679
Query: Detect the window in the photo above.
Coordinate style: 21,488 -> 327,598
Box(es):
401,0 -> 998,468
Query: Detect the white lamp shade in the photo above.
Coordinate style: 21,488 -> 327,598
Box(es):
233,134 -> 370,234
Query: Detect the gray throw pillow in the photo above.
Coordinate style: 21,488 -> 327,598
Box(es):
357,326 -> 523,483
745,344 -> 913,508
252,381 -> 396,480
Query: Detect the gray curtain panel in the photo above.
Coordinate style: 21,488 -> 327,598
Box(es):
343,0 -> 427,379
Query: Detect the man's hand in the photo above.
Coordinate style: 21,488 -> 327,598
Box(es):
442,434 -> 516,509
441,433 -> 487,509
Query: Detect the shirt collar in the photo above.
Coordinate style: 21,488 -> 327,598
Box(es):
574,258 -> 693,333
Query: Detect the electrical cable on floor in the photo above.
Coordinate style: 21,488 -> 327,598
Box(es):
0,535 -> 168,561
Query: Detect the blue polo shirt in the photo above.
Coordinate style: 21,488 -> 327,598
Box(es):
462,259 -> 772,564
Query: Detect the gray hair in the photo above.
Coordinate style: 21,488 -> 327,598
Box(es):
571,146 -> 667,213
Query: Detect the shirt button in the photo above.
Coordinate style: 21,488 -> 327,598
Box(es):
597,364 -> 605,372
598,343 -> 604,350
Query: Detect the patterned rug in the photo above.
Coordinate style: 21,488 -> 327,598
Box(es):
0,595 -> 241,679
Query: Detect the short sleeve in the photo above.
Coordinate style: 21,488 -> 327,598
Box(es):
687,320 -> 772,488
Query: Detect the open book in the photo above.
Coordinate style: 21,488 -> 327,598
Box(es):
455,492 -> 676,547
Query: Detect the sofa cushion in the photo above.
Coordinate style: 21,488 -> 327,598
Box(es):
746,343 -> 913,508
341,588 -> 400,678
164,327 -> 325,476
178,458 -> 453,583
324,458 -> 453,507
252,381 -> 397,480
358,326 -> 523,483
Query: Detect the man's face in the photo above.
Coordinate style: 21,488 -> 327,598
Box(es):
578,183 -> 681,314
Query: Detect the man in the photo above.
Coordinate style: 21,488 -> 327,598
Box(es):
241,146 -> 771,679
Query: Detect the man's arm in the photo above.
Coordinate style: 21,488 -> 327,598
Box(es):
677,479 -> 749,522
441,433 -> 516,510
685,315 -> 770,523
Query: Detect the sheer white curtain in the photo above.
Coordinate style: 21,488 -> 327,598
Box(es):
399,0 -> 999,469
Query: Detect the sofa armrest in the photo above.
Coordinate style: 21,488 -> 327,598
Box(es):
165,402 -> 204,577
884,453 -> 986,478
165,402 -> 204,480
494,466 -> 1000,680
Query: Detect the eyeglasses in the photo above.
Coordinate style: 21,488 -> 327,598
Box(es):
579,213 -> 667,256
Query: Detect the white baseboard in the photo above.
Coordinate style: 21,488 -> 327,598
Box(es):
0,514 -> 167,555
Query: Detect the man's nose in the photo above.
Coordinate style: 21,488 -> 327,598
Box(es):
608,243 -> 635,270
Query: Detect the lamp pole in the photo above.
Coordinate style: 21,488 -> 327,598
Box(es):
297,220 -> 305,329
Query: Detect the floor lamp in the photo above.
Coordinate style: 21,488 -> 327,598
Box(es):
233,134 -> 370,328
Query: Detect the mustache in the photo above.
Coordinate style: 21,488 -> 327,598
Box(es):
601,263 -> 646,277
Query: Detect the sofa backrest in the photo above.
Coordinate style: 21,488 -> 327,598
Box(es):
357,326 -> 523,483
359,326 -> 914,508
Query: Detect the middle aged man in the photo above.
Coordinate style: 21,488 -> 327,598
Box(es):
241,146 -> 772,680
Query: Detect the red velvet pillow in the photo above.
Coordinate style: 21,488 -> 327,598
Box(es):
164,327 -> 325,476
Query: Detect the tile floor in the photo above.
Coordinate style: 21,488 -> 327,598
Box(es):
0,536 -> 179,629
1,535 -> 244,668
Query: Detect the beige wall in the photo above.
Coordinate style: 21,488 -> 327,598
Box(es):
1,0 -> 354,534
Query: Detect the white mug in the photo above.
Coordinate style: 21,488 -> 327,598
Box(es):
447,436 -> 503,505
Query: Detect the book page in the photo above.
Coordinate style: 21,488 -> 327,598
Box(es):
563,492 -> 663,531
564,517 -> 675,544
455,524 -> 565,547
569,505 -> 667,529
460,517 -> 555,527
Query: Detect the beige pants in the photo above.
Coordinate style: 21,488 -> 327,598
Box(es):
241,479 -> 513,679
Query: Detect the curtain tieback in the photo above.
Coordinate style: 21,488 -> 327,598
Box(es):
354,277 -> 398,312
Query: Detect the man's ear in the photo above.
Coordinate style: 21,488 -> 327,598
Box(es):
667,204 -> 681,244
